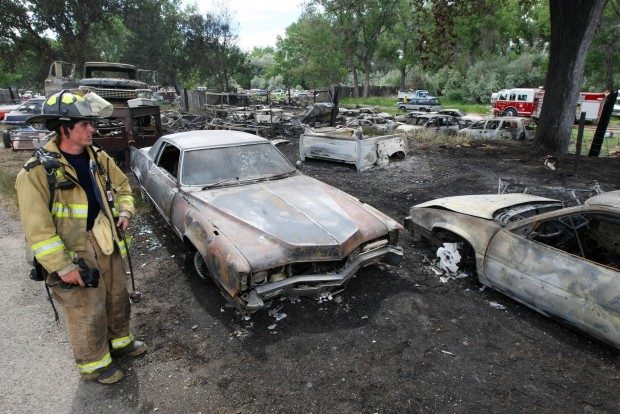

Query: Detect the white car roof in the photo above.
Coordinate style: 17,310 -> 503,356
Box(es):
161,130 -> 268,150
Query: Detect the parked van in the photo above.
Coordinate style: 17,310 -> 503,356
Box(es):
458,117 -> 538,141
397,97 -> 441,112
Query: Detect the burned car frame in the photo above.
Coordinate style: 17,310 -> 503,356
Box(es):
299,126 -> 407,172
405,191 -> 620,349
131,130 -> 403,312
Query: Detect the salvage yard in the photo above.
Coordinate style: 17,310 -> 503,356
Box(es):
1,132 -> 620,413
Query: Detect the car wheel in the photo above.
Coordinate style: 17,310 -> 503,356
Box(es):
437,243 -> 463,273
432,232 -> 475,272
399,106 -> 406,112
503,108 -> 517,117
193,251 -> 210,280
2,130 -> 11,148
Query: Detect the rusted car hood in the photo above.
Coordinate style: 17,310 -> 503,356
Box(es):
414,193 -> 558,219
186,175 -> 395,263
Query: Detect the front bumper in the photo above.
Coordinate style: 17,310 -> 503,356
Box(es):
244,245 -> 403,310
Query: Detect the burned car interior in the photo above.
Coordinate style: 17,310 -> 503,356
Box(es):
156,143 -> 181,180
528,212 -> 620,270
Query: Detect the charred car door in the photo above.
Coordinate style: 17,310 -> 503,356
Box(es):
482,210 -> 620,346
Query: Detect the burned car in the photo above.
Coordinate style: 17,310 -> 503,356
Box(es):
458,117 -> 537,141
131,130 -> 403,312
395,113 -> 461,135
405,191 -> 620,349
434,108 -> 484,124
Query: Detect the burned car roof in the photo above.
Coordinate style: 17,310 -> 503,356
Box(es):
148,129 -> 265,152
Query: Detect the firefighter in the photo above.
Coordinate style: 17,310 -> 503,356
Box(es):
15,90 -> 146,384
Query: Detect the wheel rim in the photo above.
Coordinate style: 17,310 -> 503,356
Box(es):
193,251 -> 209,279
436,243 -> 462,274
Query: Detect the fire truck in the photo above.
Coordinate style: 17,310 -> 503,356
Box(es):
575,92 -> 608,122
492,88 -> 544,118
492,88 -> 608,122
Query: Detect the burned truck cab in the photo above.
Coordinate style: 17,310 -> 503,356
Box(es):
78,62 -> 163,161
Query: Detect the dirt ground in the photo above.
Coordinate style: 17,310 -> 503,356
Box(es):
2,134 -> 620,414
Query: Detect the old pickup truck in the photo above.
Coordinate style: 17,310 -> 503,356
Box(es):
130,130 -> 403,313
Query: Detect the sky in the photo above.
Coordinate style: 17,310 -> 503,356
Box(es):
186,0 -> 305,51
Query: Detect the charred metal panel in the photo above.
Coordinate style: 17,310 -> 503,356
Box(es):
485,225 -> 620,348
186,176 -> 394,270
299,127 -> 407,172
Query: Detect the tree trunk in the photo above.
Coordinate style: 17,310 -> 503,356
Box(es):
350,60 -> 360,98
604,38 -> 617,91
363,57 -> 372,98
399,67 -> 406,91
533,0 -> 608,155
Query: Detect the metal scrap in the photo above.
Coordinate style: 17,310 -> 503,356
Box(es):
299,126 -> 408,171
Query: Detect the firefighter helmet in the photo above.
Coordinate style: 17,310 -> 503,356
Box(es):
26,90 -> 113,125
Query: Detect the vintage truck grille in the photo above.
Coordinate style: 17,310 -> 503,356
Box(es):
92,88 -> 152,100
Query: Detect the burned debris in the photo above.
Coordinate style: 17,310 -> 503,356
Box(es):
156,91 -> 412,171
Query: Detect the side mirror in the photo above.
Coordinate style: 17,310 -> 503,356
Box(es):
295,160 -> 304,170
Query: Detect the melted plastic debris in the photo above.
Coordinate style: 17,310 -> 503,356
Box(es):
489,301 -> 506,310
317,292 -> 333,303
230,328 -> 251,337
268,308 -> 287,322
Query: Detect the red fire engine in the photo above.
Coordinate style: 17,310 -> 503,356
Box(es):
492,88 -> 544,117
492,88 -> 608,122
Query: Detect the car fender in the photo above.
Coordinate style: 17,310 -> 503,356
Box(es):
182,208 -> 251,298
129,146 -> 148,183
425,215 -> 502,284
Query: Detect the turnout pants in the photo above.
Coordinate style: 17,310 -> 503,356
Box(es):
49,232 -> 133,378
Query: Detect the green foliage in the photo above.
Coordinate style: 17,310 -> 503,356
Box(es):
0,0 -> 616,106
87,15 -> 131,62
583,0 -> 620,90
0,59 -> 21,88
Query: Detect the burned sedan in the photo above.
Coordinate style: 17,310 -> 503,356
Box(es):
405,191 -> 620,349
131,130 -> 403,312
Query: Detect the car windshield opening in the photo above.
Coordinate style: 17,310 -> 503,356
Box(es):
181,143 -> 296,187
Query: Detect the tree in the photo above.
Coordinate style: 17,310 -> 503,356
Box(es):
533,0 -> 608,155
27,0 -> 123,72
0,0 -> 124,90
202,7 -> 246,91
311,0 -> 400,97
276,8 -> 346,88
583,0 -> 620,91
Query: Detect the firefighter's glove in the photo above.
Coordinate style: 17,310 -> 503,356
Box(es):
77,258 -> 100,288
